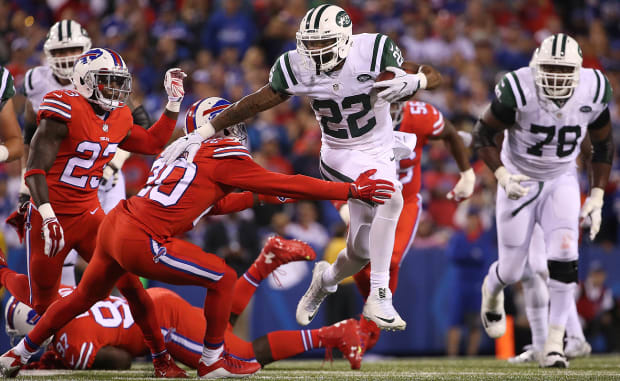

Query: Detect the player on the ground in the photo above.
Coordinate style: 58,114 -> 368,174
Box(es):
474,33 -> 613,368
160,4 -> 442,331
4,236 -> 362,371
16,20 -> 149,287
0,97 -> 391,378
1,48 -> 187,377
0,66 -> 24,163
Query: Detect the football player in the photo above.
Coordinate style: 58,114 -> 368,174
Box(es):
17,20 -> 149,287
474,33 -> 613,368
4,237 -> 362,372
1,48 -> 187,378
0,66 -> 24,162
0,97 -> 392,378
160,4 -> 443,331
349,100 -> 474,351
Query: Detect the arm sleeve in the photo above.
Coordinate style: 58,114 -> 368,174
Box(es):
208,192 -> 254,215
212,158 -> 350,200
0,67 -> 15,112
119,113 -> 176,154
380,35 -> 404,70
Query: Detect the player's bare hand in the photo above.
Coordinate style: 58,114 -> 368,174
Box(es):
580,187 -> 604,241
447,168 -> 475,202
349,169 -> 395,204
41,217 -> 64,257
495,166 -> 530,200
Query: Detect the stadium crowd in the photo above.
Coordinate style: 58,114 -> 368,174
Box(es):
0,0 -> 620,355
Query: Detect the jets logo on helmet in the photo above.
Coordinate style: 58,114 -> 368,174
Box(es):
72,48 -> 131,111
44,19 -> 92,80
530,33 -> 582,101
185,97 -> 249,148
296,5 -> 353,73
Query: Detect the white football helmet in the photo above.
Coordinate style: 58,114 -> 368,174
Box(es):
44,19 -> 92,80
71,48 -> 132,111
184,97 -> 248,148
530,33 -> 582,100
5,296 -> 39,345
296,4 -> 353,73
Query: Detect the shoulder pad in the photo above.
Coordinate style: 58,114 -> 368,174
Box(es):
202,138 -> 252,160
269,51 -> 299,95
37,90 -> 79,124
494,68 -> 532,109
402,101 -> 444,136
589,68 -> 612,105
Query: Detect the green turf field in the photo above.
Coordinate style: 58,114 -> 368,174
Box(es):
14,355 -> 620,380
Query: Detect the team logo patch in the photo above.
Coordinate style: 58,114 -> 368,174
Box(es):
335,11 -> 351,27
580,105 -> 592,113
357,74 -> 372,82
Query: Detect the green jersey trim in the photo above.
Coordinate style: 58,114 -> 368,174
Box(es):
370,34 -> 385,72
269,58 -> 290,94
24,68 -> 34,96
495,76 -> 517,109
380,35 -> 404,71
593,69 -> 602,103
602,75 -> 612,104
283,53 -> 298,86
594,70 -> 612,104
0,67 -> 15,102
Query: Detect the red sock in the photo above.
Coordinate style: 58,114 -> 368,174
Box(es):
203,266 -> 236,345
0,268 -> 31,306
267,329 -> 321,361
231,269 -> 260,316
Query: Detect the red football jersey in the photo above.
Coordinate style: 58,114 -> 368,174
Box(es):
123,138 -> 350,241
37,90 -> 132,214
396,101 -> 445,200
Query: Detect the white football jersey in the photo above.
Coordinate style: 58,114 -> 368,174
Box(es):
23,65 -> 73,111
269,33 -> 404,155
495,66 -> 612,180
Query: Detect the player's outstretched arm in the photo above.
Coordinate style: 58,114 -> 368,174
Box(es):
417,64 -> 442,90
0,98 -> 24,162
433,119 -> 474,201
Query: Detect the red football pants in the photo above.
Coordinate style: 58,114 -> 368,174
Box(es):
354,194 -> 422,299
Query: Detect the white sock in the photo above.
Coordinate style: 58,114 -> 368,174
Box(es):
14,339 -> 34,364
370,270 -> 389,291
522,273 -> 549,351
565,298 -> 585,341
367,191 -> 403,289
544,324 -> 565,355
201,345 -> 223,366
321,249 -> 366,290
525,307 -> 548,351
548,279 -> 574,328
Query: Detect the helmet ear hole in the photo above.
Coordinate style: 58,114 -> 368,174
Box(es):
80,78 -> 85,85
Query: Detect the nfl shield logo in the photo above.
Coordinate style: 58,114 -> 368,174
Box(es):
102,124 -> 108,132
333,83 -> 340,92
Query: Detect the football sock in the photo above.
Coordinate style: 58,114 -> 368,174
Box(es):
203,266 -> 236,347
201,344 -> 223,366
14,338 -> 37,363
0,269 -> 31,306
231,269 -> 261,316
522,273 -> 549,351
322,249 -> 366,290
525,306 -> 548,351
548,279 -> 573,329
370,271 -> 389,291
267,329 -> 321,361
565,300 -> 585,341
368,195 -> 402,289
544,324 -> 566,355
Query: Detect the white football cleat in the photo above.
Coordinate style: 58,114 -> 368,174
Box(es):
565,337 -> 591,359
480,276 -> 506,338
0,349 -> 26,378
296,261 -> 334,326
540,351 -> 569,368
362,287 -> 406,331
508,345 -> 540,364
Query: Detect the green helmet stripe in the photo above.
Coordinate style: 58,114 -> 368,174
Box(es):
551,34 -> 558,56
67,20 -> 72,39
58,21 -> 63,41
313,4 -> 330,29
305,7 -> 316,29
560,33 -> 567,56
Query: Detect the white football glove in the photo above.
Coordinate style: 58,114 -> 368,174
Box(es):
372,66 -> 427,103
101,148 -> 130,187
161,131 -> 204,165
447,168 -> 475,202
495,166 -> 531,200
164,68 -> 187,112
580,187 -> 604,241
38,203 -> 64,257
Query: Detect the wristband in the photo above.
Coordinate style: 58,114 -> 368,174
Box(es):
38,203 -> 56,220
0,145 -> 7,162
494,166 -> 509,182
417,72 -> 428,90
166,100 -> 182,113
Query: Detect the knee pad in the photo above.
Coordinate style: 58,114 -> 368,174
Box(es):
375,188 -> 403,218
547,260 -> 578,284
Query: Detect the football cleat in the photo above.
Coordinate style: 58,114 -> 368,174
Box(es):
197,352 -> 261,379
153,353 -> 188,378
296,261 -> 334,326
480,276 -> 506,338
508,345 -> 540,364
0,349 -> 26,378
565,337 -> 591,359
254,236 -> 317,278
358,316 -> 381,355
540,351 -> 569,368
362,287 -> 406,331
318,318 -> 363,370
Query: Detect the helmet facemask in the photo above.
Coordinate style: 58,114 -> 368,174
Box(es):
46,46 -> 85,80
84,69 -> 132,111
44,20 -> 92,80
534,62 -> 580,100
216,123 -> 249,149
296,33 -> 347,72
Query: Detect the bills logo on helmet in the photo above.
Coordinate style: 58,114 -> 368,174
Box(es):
78,48 -> 104,64
27,310 -> 41,325
184,98 -> 231,134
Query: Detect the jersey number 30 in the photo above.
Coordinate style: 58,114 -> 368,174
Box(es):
137,158 -> 197,206
526,124 -> 581,158
312,94 -> 376,139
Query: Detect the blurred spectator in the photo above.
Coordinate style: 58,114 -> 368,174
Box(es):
201,0 -> 256,58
